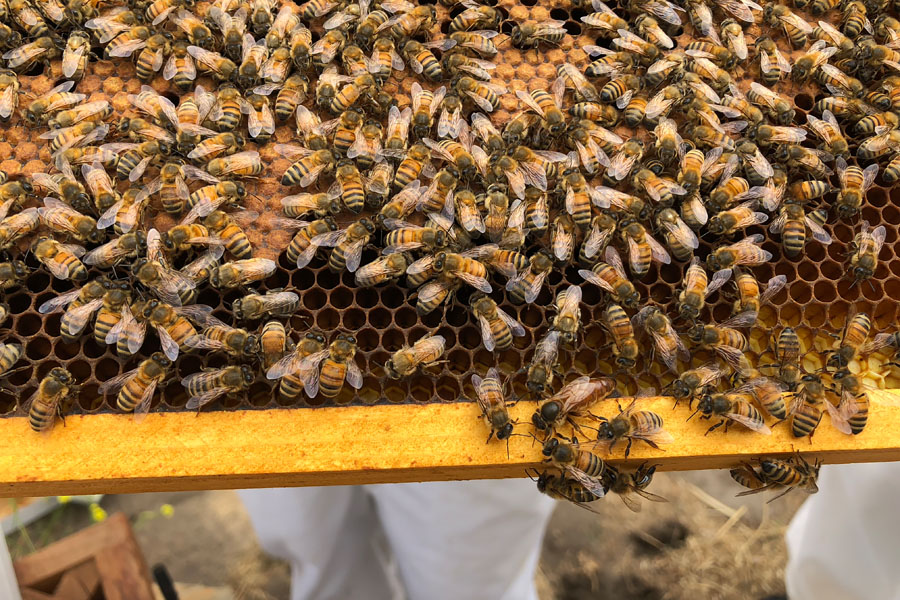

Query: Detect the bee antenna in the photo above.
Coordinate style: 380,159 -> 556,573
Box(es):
686,407 -> 700,422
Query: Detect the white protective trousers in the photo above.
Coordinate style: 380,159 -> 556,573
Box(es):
785,462 -> 900,600
239,478 -> 557,600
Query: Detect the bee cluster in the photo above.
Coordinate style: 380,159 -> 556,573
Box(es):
0,0 -> 896,507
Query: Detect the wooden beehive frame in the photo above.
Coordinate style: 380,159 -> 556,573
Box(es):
1,391 -> 899,497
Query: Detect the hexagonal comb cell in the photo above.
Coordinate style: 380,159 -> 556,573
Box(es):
1,0 -> 900,420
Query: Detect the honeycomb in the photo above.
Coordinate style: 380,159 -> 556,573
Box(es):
0,0 -> 899,423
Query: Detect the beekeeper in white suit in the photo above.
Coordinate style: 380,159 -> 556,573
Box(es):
239,478 -> 556,600
785,462 -> 900,600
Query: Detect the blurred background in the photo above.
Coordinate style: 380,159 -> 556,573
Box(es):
4,470 -> 803,600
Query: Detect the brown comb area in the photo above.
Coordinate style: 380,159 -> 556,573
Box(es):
0,0 -> 899,419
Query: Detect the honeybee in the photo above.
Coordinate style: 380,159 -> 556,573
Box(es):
32,168 -> 93,215
618,219 -> 670,277
835,157 -> 879,220
23,81 -> 84,127
160,40 -> 195,92
580,0 -> 628,35
38,276 -> 108,341
579,246 -> 641,308
456,76 -> 504,114
506,249 -> 553,304
84,8 -> 139,43
633,305 -> 688,374
692,390 -> 772,435
687,323 -> 748,369
295,333 -> 362,399
541,437 -> 609,499
721,269 -> 788,329
37,197 -> 104,245
0,342 -> 22,378
471,367 -> 515,445
668,363 -> 725,408
0,208 -> 39,251
183,181 -> 246,222
516,78 -> 566,135
26,368 -> 79,433
845,220 -> 887,285
229,290 -> 299,322
187,45 -> 238,80
182,364 -> 254,410
185,324 -> 259,361
787,373 -> 827,438
720,19 -> 748,60
209,258 -> 276,289
329,72 -> 375,113
132,229 -> 197,305
0,69 -> 19,121
707,201 -> 769,237
47,97 -> 112,130
377,333 -> 446,381
0,258 -> 29,289
767,201 -> 831,259
606,138 -> 644,181
2,36 -> 59,72
385,4 -> 436,40
831,370 -> 869,435
103,139 -> 171,182
115,117 -> 174,146
242,92 -> 275,141
579,213 -> 615,263
824,312 -> 872,370
707,234 -> 772,272
258,320 -> 289,371
59,30 -> 92,81
33,236 -> 87,281
99,352 -> 171,419
677,257 -> 730,321
533,375 -> 616,436
805,110 -> 849,157
277,145 -> 336,187
207,150 -> 264,178
353,253 -> 407,287
732,455 -> 820,501
466,294 -> 522,352
764,3 -> 813,47
550,214 -> 576,263
449,30 -> 499,57
170,8 -> 213,48
596,401 -> 673,457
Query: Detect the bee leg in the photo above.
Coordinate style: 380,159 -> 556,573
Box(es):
485,430 -> 494,444
624,439 -> 632,458
704,420 -> 725,436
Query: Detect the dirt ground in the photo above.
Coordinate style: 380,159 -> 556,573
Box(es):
5,470 -> 804,600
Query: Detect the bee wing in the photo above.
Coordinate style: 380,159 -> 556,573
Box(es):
645,89 -> 675,120
557,285 -> 582,316
62,43 -> 87,78
132,377 -> 160,422
514,90 -> 546,116
62,298 -> 104,335
496,307 -> 526,337
727,30 -> 747,59
606,150 -> 637,181
455,270 -> 492,293
186,387 -> 231,410
37,288 -> 82,314
344,359 -> 363,390
583,224 -> 613,259
563,466 -> 608,499
98,367 -> 140,395
660,213 -> 699,249
104,304 -> 131,345
108,38 -> 149,58
343,238 -> 367,273
862,164 -> 879,193
804,215 -> 833,245
155,324 -> 180,361
724,410 -> 772,434
647,234 -> 671,264
822,394 -> 853,434
759,274 -> 787,303
713,344 -> 748,370
126,317 -> 147,354
721,310 -> 758,328
299,350 -> 330,397
715,0 -> 755,21
862,332 -> 896,354
554,222 -> 575,262
705,268 -> 732,296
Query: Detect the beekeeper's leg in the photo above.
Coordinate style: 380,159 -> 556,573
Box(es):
238,486 -> 396,600
785,462 -> 900,600
368,478 -> 556,600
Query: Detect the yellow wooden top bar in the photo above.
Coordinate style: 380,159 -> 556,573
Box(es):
1,390 -> 899,497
